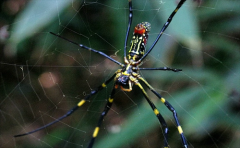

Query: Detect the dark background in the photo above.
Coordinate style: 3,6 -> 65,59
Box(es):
1,0 -> 240,148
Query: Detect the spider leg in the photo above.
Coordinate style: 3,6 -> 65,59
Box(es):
135,82 -> 169,147
124,0 -> 133,59
49,32 -> 124,67
14,73 -> 116,138
139,67 -> 182,72
138,0 -> 186,63
138,77 -> 188,148
88,86 -> 116,148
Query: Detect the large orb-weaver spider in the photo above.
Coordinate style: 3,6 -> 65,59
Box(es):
15,0 -> 188,147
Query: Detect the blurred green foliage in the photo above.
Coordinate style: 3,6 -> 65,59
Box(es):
1,0 -> 240,148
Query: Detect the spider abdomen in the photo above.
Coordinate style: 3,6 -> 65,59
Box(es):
128,22 -> 151,62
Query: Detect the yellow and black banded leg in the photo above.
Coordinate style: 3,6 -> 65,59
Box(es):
138,77 -> 188,148
88,87 -> 116,148
135,82 -> 169,148
14,73 -> 116,138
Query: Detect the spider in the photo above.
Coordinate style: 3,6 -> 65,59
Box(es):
15,0 -> 188,147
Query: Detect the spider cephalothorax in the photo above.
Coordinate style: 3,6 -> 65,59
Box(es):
115,64 -> 138,92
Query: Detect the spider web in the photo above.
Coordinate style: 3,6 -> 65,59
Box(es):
1,0 -> 240,148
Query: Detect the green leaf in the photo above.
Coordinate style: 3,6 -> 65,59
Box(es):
8,0 -> 73,55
